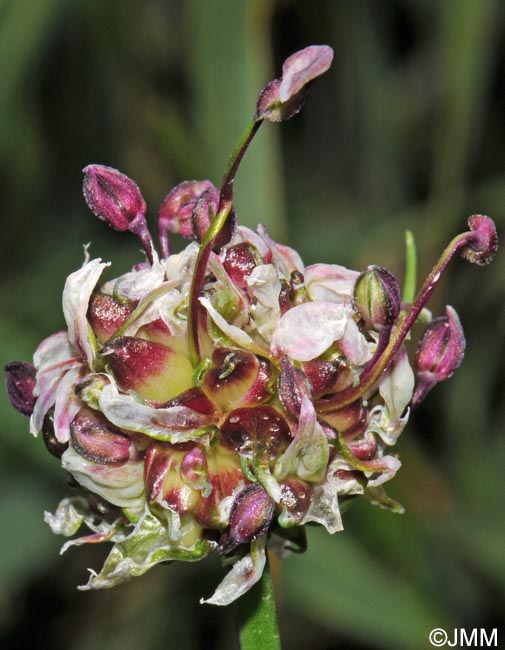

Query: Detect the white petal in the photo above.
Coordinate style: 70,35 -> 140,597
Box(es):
305,263 -> 359,304
246,264 -> 281,342
271,301 -> 347,361
62,446 -> 145,512
200,297 -> 258,351
98,383 -> 211,442
340,317 -> 373,366
201,537 -> 267,606
276,396 -> 329,483
379,345 -> 415,421
62,258 -> 109,368
53,366 -> 83,443
301,466 -> 343,534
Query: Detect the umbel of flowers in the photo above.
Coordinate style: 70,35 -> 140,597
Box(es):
5,46 -> 498,605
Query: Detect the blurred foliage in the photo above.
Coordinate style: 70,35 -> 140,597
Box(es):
1,1 -> 504,648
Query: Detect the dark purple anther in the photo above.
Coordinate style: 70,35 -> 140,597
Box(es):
412,306 -> 465,407
219,483 -> 274,554
158,180 -> 216,257
4,361 -> 36,416
82,164 -> 154,264
353,265 -> 401,330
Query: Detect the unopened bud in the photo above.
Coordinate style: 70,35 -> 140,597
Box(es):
82,165 -> 146,231
219,483 -> 274,554
4,361 -> 36,416
353,265 -> 401,329
461,215 -> 498,266
192,188 -> 236,251
412,305 -> 465,406
255,45 -> 334,122
158,180 -> 216,257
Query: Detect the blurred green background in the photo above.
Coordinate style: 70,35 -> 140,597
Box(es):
1,1 -> 504,648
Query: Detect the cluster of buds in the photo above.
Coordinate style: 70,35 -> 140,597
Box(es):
4,46 -> 498,605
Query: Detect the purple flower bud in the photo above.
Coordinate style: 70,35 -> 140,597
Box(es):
255,45 -> 334,122
219,483 -> 274,554
353,265 -> 401,329
158,180 -> 216,257
82,165 -> 146,231
461,215 -> 499,266
4,361 -> 36,416
412,306 -> 465,406
192,188 -> 236,251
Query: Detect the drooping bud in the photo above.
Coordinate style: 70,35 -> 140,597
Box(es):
255,45 -> 334,122
192,188 -> 236,251
82,165 -> 146,231
87,293 -> 138,343
104,336 -> 194,402
70,409 -> 132,465
461,215 -> 499,266
202,349 -> 272,412
82,164 -> 154,264
353,265 -> 401,329
412,306 -> 465,406
4,361 -> 36,416
219,483 -> 274,554
158,180 -> 216,257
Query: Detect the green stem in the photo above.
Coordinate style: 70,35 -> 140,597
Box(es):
187,118 -> 263,366
402,229 -> 417,303
236,555 -> 281,650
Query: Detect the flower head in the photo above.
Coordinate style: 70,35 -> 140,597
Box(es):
5,44 -> 498,606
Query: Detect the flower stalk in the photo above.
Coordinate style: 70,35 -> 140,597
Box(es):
236,555 -> 281,650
